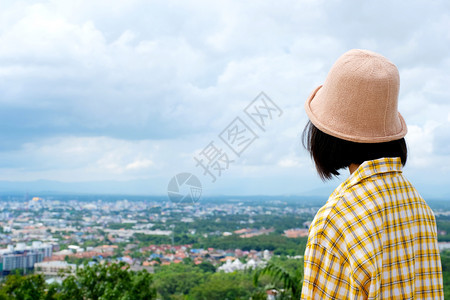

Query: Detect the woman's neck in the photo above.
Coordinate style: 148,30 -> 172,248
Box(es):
349,163 -> 360,175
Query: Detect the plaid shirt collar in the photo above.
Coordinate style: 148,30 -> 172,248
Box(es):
331,157 -> 403,198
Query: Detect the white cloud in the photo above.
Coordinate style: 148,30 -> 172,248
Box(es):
278,158 -> 302,168
125,159 -> 154,171
0,0 -> 448,196
406,124 -> 436,168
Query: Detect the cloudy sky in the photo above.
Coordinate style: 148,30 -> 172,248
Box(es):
0,0 -> 449,198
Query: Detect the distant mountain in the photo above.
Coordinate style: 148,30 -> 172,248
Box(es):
0,179 -> 163,195
0,178 -> 446,200
0,177 -> 336,197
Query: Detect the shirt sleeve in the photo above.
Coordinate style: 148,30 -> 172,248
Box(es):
301,242 -> 353,300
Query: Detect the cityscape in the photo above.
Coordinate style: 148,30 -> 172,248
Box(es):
0,194 -> 316,298
0,194 -> 314,275
1,194 -> 450,298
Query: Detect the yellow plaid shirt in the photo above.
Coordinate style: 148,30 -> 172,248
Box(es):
301,157 -> 443,299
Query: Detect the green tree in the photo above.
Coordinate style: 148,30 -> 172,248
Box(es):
61,262 -> 156,300
440,251 -> 450,298
0,262 -> 157,300
59,276 -> 83,300
153,263 -> 207,299
197,261 -> 216,273
189,271 -> 256,300
253,259 -> 303,299
0,272 -> 46,300
45,282 -> 60,300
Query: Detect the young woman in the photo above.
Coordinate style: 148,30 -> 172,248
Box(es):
300,49 -> 443,299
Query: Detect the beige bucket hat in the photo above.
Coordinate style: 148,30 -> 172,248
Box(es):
305,49 -> 407,143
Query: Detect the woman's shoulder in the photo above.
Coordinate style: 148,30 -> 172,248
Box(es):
307,195 -> 349,246
307,191 -> 386,258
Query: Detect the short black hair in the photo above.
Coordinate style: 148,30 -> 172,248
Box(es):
302,121 -> 407,180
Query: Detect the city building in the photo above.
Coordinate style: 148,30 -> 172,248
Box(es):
0,241 -> 53,275
34,261 -> 76,276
